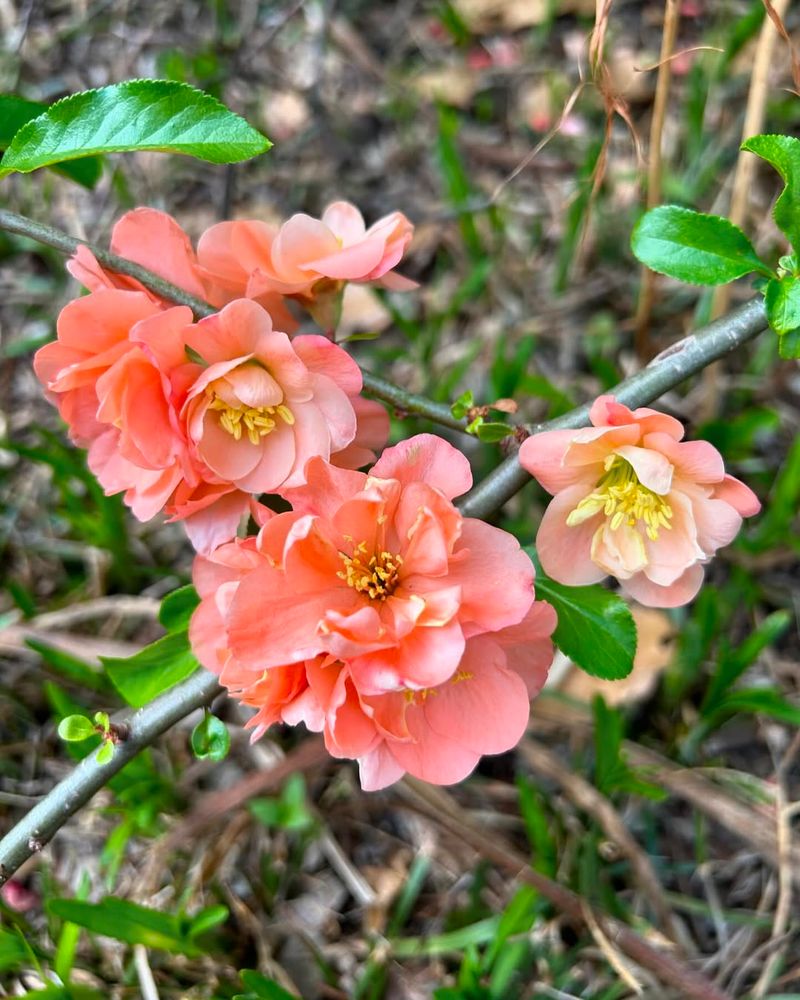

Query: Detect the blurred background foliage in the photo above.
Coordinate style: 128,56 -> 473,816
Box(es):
0,0 -> 799,997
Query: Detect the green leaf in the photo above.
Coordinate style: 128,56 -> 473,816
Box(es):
474,421 -> 514,443
0,79 -> 271,178
159,584 -> 200,632
741,134 -> 800,251
711,687 -> 800,727
450,390 -> 474,420
25,637 -> 109,692
702,610 -> 791,716
631,205 -> 772,285
0,93 -> 102,187
101,631 -> 199,708
47,898 -> 201,955
188,904 -> 229,939
0,928 -> 27,974
191,712 -> 231,762
57,714 -> 97,742
764,276 -> 800,334
236,970 -> 299,1000
529,552 -> 637,680
778,328 -> 800,359
96,741 -> 115,765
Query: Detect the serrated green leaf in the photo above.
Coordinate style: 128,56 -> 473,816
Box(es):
0,93 -> 102,187
101,631 -> 199,708
159,584 -> 200,633
0,79 -> 271,178
778,328 -> 800,359
528,551 -> 637,680
191,712 -> 230,762
631,205 -> 772,285
741,134 -> 800,252
57,714 -> 97,742
764,276 -> 800,334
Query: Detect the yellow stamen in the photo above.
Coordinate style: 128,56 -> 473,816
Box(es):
338,541 -> 403,600
567,455 -> 673,542
207,390 -> 294,446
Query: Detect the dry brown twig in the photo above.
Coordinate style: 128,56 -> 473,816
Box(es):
518,738 -> 686,946
634,0 -> 681,358
397,777 -> 734,1000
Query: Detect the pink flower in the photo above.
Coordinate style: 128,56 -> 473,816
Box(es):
189,465 -> 556,789
206,434 -> 536,694
34,291 -> 383,552
181,299 -> 360,493
197,201 -> 416,327
519,395 -> 761,607
68,207 -> 300,334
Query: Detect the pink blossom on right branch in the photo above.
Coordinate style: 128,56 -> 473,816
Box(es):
518,395 -> 761,608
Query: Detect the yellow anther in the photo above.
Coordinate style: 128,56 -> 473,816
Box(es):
206,388 -> 294,446
337,542 -> 403,600
567,456 -> 673,542
404,687 -> 438,704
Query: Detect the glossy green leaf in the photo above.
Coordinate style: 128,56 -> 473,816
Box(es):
742,134 -> 800,251
159,584 -> 200,633
0,79 -> 271,178
95,741 -> 115,765
57,714 -> 97,742
0,93 -> 102,187
529,552 -> 637,680
101,631 -> 199,708
631,205 -> 771,285
191,712 -> 231,762
764,275 -> 800,334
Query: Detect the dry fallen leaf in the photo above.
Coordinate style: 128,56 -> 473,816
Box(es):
411,65 -> 477,108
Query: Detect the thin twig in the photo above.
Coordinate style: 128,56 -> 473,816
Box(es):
518,738 -> 684,944
398,777 -> 733,1000
459,297 -> 768,518
0,669 -> 220,885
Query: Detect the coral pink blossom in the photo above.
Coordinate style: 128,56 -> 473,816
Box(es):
68,207 -> 299,333
197,201 -> 416,327
189,440 -> 556,789
519,395 -> 761,607
213,435 -> 535,693
181,298 -> 359,493
34,290 -> 384,552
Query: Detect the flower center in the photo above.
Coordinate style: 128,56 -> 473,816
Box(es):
338,541 -> 403,600
207,391 -> 295,446
566,455 -> 673,541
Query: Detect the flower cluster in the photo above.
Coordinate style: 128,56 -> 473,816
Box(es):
33,198 -> 761,790
190,435 -> 556,789
34,203 -> 408,551
520,395 -> 760,606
